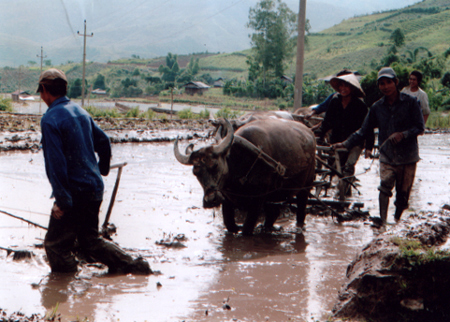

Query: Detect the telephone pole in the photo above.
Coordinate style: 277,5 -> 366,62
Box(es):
36,46 -> 47,114
293,0 -> 307,111
77,20 -> 93,107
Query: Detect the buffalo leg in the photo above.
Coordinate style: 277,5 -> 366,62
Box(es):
242,203 -> 262,236
296,190 -> 309,227
263,203 -> 280,231
222,200 -> 240,233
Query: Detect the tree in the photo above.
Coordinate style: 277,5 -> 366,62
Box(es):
390,28 -> 405,47
403,47 -> 433,63
44,59 -> 52,66
132,68 -> 140,77
69,79 -> 82,98
247,0 -> 297,79
158,53 -> 180,84
93,74 -> 106,90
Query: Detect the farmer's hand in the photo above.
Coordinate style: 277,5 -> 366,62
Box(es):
332,142 -> 345,150
305,111 -> 315,119
51,203 -> 64,219
388,132 -> 404,144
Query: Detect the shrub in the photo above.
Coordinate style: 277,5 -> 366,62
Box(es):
178,108 -> 196,119
0,97 -> 13,111
215,107 -> 242,119
125,106 -> 141,118
198,109 -> 210,119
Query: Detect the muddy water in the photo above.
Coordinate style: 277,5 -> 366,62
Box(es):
0,134 -> 449,321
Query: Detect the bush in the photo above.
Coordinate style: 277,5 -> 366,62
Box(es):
198,109 -> 210,119
125,106 -> 141,118
0,97 -> 13,111
178,108 -> 196,119
215,107 -> 242,119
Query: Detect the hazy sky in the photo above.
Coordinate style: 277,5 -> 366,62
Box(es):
0,0 -> 423,66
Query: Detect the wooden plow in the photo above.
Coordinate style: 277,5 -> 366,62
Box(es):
307,145 -> 370,223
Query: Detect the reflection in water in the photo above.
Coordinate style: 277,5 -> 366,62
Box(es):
0,134 -> 449,321
220,230 -> 308,262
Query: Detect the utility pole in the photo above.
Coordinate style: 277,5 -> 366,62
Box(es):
293,0 -> 307,111
36,46 -> 47,114
77,20 -> 93,107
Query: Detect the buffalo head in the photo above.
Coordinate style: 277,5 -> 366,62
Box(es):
174,118 -> 234,208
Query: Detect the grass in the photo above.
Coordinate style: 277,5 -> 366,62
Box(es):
0,97 -> 13,111
427,111 -> 450,128
390,236 -> 450,266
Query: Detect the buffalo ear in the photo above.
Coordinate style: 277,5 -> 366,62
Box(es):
174,137 -> 192,165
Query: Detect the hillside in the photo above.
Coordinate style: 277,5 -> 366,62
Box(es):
300,0 -> 450,77
3,0 -> 450,95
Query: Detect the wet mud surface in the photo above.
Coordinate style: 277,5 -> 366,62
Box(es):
0,124 -> 450,321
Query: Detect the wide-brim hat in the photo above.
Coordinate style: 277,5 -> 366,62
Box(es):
329,73 -> 365,98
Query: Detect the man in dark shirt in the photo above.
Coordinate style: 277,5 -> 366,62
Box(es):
39,68 -> 152,274
334,67 -> 425,224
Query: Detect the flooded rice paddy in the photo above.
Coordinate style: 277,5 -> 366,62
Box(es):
0,133 -> 449,321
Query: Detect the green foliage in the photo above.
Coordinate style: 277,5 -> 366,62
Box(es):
132,68 -> 140,77
198,108 -> 210,119
176,108 -> 209,119
441,72 -> 450,88
158,53 -> 181,85
215,107 -> 243,119
0,97 -> 13,111
68,78 -> 82,98
111,77 -> 143,98
84,106 -> 121,118
125,106 -> 141,118
145,109 -> 156,119
247,0 -> 298,78
391,236 -> 450,266
93,74 -> 106,90
390,28 -> 405,47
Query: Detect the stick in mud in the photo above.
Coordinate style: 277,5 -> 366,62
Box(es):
0,209 -> 47,230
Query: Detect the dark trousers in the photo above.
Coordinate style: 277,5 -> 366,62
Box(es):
44,195 -> 135,273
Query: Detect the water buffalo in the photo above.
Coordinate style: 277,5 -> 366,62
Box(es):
174,118 -> 316,235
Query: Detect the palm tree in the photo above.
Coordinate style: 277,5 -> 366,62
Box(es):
403,47 -> 433,63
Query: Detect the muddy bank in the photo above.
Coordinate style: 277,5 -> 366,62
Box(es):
333,210 -> 450,322
0,112 -> 213,151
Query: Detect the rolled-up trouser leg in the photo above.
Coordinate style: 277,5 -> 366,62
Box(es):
44,213 -> 78,273
379,162 -> 396,222
338,146 -> 362,200
394,163 -> 417,220
75,197 -> 151,274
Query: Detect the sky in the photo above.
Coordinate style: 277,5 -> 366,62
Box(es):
0,0 -> 422,66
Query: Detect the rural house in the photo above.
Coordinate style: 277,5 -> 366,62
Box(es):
183,81 -> 210,95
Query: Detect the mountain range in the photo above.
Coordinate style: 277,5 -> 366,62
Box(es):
0,0 -> 419,67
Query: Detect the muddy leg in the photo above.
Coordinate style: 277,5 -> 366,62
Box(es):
296,190 -> 309,227
222,200 -> 240,233
379,191 -> 390,223
242,205 -> 261,236
263,203 -> 281,231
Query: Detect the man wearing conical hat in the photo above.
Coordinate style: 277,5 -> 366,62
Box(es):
314,73 -> 374,201
334,67 -> 425,224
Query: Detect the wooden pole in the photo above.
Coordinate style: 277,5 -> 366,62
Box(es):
293,0 -> 307,111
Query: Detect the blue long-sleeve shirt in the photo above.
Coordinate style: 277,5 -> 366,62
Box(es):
41,96 -> 111,210
312,93 -> 335,115
343,92 -> 424,165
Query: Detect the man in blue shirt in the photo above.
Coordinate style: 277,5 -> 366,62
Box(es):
39,69 -> 151,274
334,67 -> 425,224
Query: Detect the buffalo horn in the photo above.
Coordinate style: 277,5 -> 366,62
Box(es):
212,118 -> 234,155
174,137 -> 192,165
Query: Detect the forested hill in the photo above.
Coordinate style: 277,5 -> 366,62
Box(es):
300,0 -> 450,77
